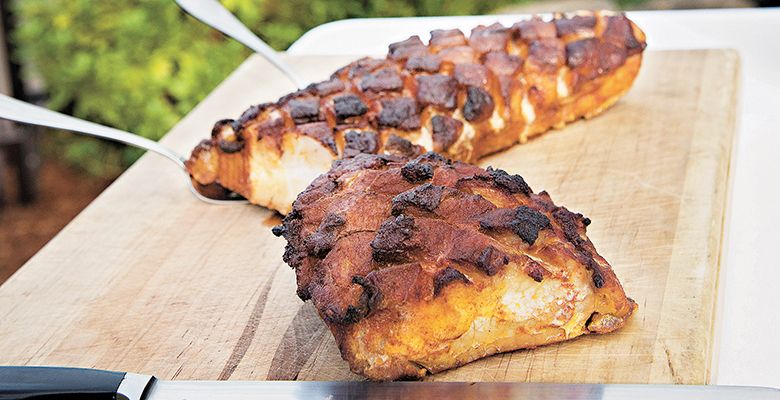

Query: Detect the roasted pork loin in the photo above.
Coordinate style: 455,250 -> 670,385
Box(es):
187,11 -> 646,214
273,153 -> 636,380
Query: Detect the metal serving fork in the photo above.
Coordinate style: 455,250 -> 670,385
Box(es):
174,0 -> 307,90
0,94 -> 247,205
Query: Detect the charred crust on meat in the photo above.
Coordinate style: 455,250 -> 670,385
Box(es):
476,246 -> 510,276
351,275 -> 382,320
405,55 -> 441,73
388,36 -> 426,60
378,98 -> 421,130
552,207 -> 605,287
346,58 -> 385,80
431,115 -> 463,152
333,94 -> 368,122
271,225 -> 285,237
384,134 -> 425,158
298,122 -> 337,154
583,217 -> 592,226
479,206 -> 551,245
343,130 -> 380,158
287,98 -> 321,123
554,15 -> 596,37
371,214 -> 417,263
391,183 -> 444,215
400,161 -> 434,183
312,78 -> 345,96
361,68 -> 404,92
525,259 -> 546,282
486,167 -> 532,195
305,213 -> 345,258
231,102 -> 274,132
463,87 -> 495,122
433,266 -> 472,296
212,119 -> 244,153
416,74 -> 458,110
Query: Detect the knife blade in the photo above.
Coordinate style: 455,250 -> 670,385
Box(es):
1,366 -> 778,400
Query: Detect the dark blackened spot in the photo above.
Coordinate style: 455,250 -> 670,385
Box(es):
414,151 -> 448,164
271,225 -> 285,237
384,134 -> 425,158
431,115 -> 463,153
528,39 -> 565,72
552,207 -> 605,288
416,74 -> 458,109
391,183 -> 444,215
305,213 -> 345,258
378,97 -> 420,130
513,18 -> 557,40
591,262 -> 605,288
324,304 -> 365,325
463,86 -> 495,122
405,55 -> 441,73
298,122 -> 337,154
333,94 -> 368,122
555,15 -> 596,37
583,217 -> 592,226
400,161 -> 434,183
433,267 -> 472,296
487,167 -> 532,195
479,206 -> 551,245
288,98 -> 321,123
371,214 -> 417,263
212,119 -> 244,153
313,78 -> 345,96
361,68 -> 404,92
352,275 -> 382,319
476,246 -> 509,276
513,206 -> 551,245
232,102 -> 274,132
454,63 -> 489,87
388,36 -> 426,60
343,130 -> 379,158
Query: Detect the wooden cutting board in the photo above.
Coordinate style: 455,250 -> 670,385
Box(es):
0,49 -> 738,384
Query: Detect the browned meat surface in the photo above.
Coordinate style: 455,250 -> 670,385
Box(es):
274,153 -> 636,380
187,11 -> 647,214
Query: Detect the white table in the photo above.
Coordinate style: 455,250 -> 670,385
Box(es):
289,8 -> 780,388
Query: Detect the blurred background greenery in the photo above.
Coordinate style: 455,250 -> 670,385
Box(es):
12,0 -> 526,177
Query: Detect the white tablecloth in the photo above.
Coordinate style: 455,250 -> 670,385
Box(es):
288,8 -> 780,388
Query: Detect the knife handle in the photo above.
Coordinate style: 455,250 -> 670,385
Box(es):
0,366 -> 126,399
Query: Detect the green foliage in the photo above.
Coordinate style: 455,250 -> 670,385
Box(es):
13,0 -> 520,177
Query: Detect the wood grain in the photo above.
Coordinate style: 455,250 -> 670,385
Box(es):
0,50 -> 738,384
